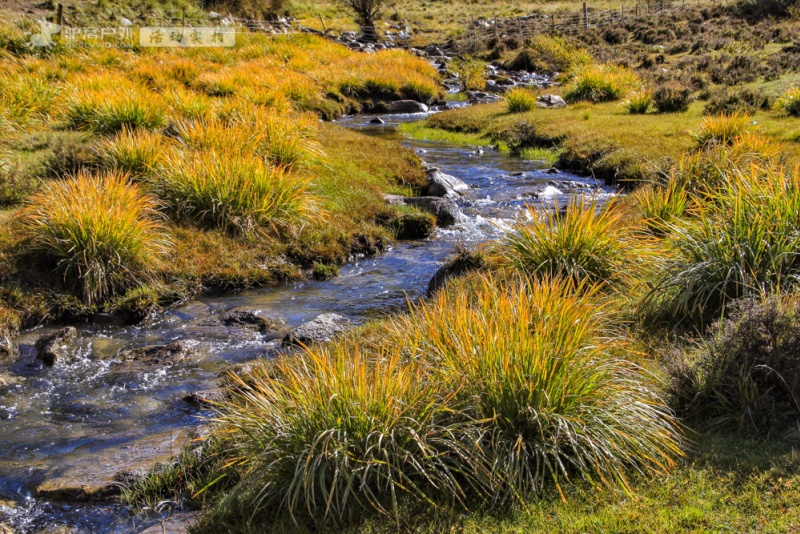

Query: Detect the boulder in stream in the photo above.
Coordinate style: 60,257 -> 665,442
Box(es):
35,327 -> 77,366
389,100 -> 429,113
283,313 -> 353,347
425,168 -> 469,198
118,340 -> 194,367
402,196 -> 462,227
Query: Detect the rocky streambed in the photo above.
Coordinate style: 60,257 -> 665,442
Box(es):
0,110 -> 616,533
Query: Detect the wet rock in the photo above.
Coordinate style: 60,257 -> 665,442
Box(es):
35,327 -> 77,366
119,340 -> 194,367
426,168 -> 469,198
0,371 -> 20,388
403,197 -> 461,227
389,100 -> 429,113
427,250 -> 486,297
183,388 -> 229,408
137,512 -> 201,534
390,213 -> 435,240
35,429 -> 191,502
283,313 -> 353,347
0,331 -> 15,363
537,94 -> 567,109
544,167 -> 561,174
369,116 -> 385,124
200,307 -> 284,334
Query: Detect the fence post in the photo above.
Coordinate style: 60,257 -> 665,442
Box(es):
518,17 -> 523,43
621,4 -> 625,18
56,3 -> 63,26
583,2 -> 588,30
551,13 -> 556,32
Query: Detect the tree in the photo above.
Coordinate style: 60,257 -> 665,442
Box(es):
336,0 -> 393,41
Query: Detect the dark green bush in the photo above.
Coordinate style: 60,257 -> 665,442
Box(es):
704,89 -> 771,116
653,83 -> 692,113
670,294 -> 800,437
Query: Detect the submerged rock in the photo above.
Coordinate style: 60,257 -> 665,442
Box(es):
403,196 -> 462,227
34,429 -> 192,501
283,313 -> 353,347
119,340 -> 194,367
35,327 -> 77,366
389,100 -> 429,113
200,307 -> 285,334
427,250 -> 486,296
426,168 -> 469,198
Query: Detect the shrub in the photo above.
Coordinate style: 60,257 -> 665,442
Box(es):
203,276 -> 682,526
66,89 -> 166,135
93,128 -> 166,176
504,87 -> 538,113
645,167 -> 800,326
502,198 -> 640,287
704,89 -> 771,116
671,294 -> 800,436
153,150 -> 317,235
505,35 -> 592,74
625,89 -> 653,114
776,87 -> 800,117
450,58 -> 487,91
565,65 -> 638,104
19,171 -> 170,304
691,112 -> 750,148
652,82 -> 691,113
0,154 -> 38,206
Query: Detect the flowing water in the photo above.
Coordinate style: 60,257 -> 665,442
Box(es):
0,111 -> 616,533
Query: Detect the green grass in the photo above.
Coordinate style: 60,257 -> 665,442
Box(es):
504,87 -> 538,113
776,86 -> 800,117
66,88 -> 167,135
624,90 -> 653,115
564,65 -> 639,104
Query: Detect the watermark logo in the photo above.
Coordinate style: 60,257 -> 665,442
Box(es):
29,18 -> 61,48
140,27 -> 235,47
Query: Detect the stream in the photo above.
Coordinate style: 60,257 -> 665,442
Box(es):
0,111 -> 616,533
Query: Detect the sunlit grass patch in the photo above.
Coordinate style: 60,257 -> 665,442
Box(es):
66,87 -> 167,135
625,89 -> 653,115
93,127 -> 167,177
505,87 -> 538,113
19,171 -> 170,303
153,149 -> 319,235
565,64 -> 639,104
691,112 -> 751,148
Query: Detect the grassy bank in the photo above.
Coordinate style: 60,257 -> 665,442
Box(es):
0,30 -> 442,331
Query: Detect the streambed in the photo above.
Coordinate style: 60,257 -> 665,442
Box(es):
0,111 -> 616,533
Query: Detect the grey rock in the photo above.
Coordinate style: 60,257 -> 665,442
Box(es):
383,193 -> 407,206
426,169 -> 469,198
119,340 -> 194,367
536,94 -> 567,109
389,100 -> 429,113
283,313 -> 353,347
35,327 -> 77,366
183,388 -> 229,407
403,196 -> 462,227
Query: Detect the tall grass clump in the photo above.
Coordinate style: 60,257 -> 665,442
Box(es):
776,87 -> 800,117
652,82 -> 691,113
19,171 -> 170,304
395,276 -> 683,500
450,58 -> 487,91
505,87 -> 538,113
625,89 -> 653,114
66,89 -> 166,135
153,150 -> 317,234
692,112 -> 750,148
502,198 -> 641,287
565,65 -> 638,104
200,276 -> 682,528
504,35 -> 592,74
633,180 -> 688,235
645,167 -> 800,326
202,345 -> 468,526
93,128 -> 166,176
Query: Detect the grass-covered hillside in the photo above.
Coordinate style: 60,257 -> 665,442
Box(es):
0,29 -> 443,331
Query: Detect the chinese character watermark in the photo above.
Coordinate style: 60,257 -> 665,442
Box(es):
28,23 -> 235,49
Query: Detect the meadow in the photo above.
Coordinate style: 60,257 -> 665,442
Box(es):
0,28 -> 442,331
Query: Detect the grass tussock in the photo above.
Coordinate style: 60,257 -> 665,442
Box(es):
66,88 -> 167,135
153,150 -> 318,235
633,180 -> 688,235
776,87 -> 800,117
645,166 -> 800,327
19,171 -> 170,303
502,198 -> 643,287
565,65 -> 639,104
93,128 -> 166,176
199,276 -> 682,528
504,35 -> 592,74
505,87 -> 538,113
625,89 -> 653,115
691,112 -> 751,148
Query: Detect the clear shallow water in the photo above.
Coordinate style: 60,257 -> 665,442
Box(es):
0,111 -> 616,533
